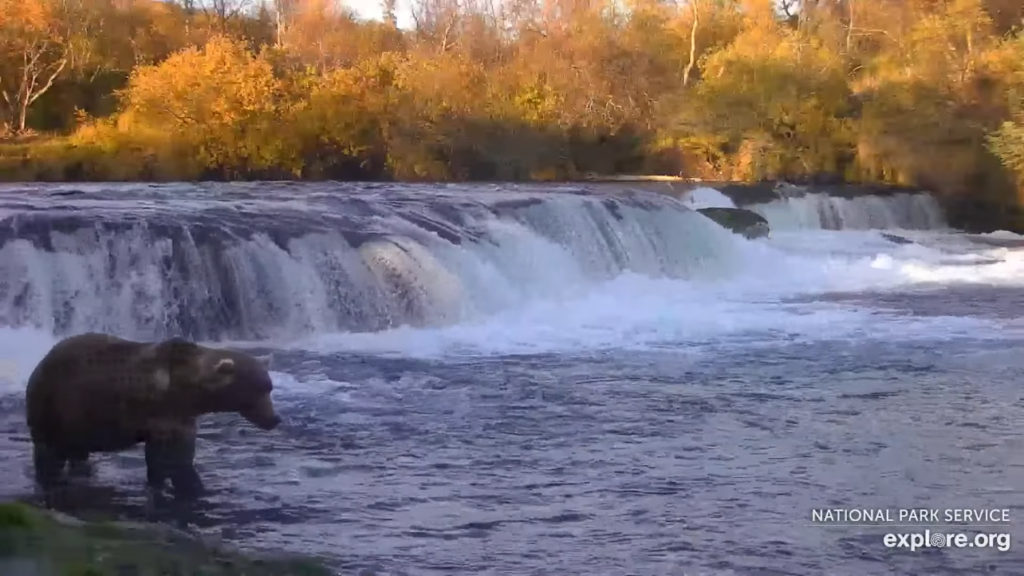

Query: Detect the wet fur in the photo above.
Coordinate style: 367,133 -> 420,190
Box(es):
25,332 -> 279,500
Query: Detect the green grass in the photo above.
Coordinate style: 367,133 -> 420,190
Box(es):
0,501 -> 334,576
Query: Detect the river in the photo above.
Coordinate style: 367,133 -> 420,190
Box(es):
0,182 -> 1022,575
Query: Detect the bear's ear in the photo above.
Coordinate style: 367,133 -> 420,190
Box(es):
214,357 -> 236,375
255,354 -> 273,370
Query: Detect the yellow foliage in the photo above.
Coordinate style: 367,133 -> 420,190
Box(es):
290,63 -> 389,176
985,34 -> 1024,185
125,36 -> 280,128
865,0 -> 993,93
120,35 -> 298,177
0,0 -> 57,34
682,26 -> 852,180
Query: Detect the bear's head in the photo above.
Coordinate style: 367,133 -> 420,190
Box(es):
145,338 -> 282,430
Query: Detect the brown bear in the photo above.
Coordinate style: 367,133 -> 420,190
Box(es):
24,332 -> 282,499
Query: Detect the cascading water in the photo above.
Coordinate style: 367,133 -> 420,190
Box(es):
0,183 -> 745,342
745,191 -> 947,231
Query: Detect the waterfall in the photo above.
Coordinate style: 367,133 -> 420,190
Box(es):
747,192 -> 947,231
0,183 -> 745,341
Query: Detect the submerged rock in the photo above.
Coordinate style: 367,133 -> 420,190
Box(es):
697,207 -> 771,239
880,232 -> 915,245
0,501 -> 333,576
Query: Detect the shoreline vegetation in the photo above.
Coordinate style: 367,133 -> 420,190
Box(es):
0,501 -> 333,575
2,1 -> 1024,230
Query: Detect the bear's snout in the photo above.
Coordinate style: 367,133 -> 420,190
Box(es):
239,394 -> 281,431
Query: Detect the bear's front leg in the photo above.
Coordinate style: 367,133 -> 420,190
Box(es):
144,419 -> 203,499
66,450 -> 94,478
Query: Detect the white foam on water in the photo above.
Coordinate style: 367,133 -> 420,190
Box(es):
285,283 -> 1007,360
979,230 -> 1024,240
0,327 -> 59,396
5,227 -> 1024,381
278,229 -> 1024,360
2,195 -> 1023,389
266,370 -> 354,401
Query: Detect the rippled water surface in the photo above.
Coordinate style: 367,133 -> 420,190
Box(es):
1,184 -> 1023,575
5,334 -> 1024,575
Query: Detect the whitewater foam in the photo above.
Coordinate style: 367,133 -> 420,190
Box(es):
282,281 -> 1014,360
0,326 -> 60,395
4,227 -> 1024,377
0,249 -> 1020,395
981,230 -> 1024,240
273,230 -> 1024,359
0,184 -> 1020,383
749,192 -> 946,231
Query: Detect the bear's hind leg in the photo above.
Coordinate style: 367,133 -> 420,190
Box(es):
167,434 -> 203,499
171,463 -> 203,499
144,439 -> 169,490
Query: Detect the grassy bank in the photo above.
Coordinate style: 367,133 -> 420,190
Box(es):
0,501 -> 333,576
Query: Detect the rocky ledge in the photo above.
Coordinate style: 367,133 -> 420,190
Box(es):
696,207 -> 771,239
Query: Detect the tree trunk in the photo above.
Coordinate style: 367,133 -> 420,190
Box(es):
2,51 -> 68,135
683,0 -> 699,87
845,0 -> 853,54
18,97 -> 29,133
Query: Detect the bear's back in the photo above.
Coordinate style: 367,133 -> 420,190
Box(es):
27,333 -> 144,390
25,333 -> 166,442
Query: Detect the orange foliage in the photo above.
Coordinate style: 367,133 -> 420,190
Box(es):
0,0 -> 1022,233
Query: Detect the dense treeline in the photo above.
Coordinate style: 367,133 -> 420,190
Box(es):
2,0 -> 1024,224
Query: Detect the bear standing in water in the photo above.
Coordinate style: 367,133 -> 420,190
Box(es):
25,333 -> 282,499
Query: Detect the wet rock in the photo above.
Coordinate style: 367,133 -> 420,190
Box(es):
880,232 -> 915,245
697,207 -> 771,239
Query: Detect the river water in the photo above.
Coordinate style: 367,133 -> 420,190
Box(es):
0,182 -> 1022,575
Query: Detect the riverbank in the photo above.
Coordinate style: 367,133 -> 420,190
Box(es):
0,501 -> 333,575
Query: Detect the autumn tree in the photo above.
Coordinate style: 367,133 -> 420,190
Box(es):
121,34 -> 297,177
990,111 -> 1024,186
290,53 -> 400,178
672,9 -> 853,180
278,0 -> 363,71
848,0 -> 1000,189
0,0 -> 83,134
986,34 -> 1024,189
